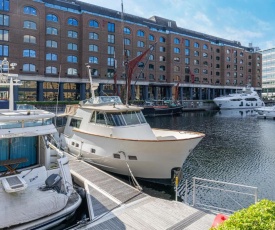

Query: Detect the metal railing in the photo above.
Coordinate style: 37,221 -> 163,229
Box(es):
182,177 -> 258,214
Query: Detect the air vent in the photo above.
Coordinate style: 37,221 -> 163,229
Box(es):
91,148 -> 96,153
128,156 -> 137,160
113,153 -> 120,159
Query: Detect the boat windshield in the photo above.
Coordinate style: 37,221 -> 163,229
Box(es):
105,111 -> 147,126
84,96 -> 123,105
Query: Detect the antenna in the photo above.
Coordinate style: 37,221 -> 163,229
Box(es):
86,64 -> 99,99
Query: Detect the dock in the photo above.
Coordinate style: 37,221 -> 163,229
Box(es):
67,154 -> 216,229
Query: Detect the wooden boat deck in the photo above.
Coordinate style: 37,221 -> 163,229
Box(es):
67,154 -> 216,229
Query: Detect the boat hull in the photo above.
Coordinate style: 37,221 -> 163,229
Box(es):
142,106 -> 183,117
63,131 -> 203,183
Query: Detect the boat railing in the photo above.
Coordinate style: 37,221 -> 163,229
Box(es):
181,177 -> 258,214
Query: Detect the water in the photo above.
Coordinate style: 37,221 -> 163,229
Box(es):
144,109 -> 275,211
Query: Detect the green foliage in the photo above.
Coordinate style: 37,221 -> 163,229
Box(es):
213,199 -> 275,230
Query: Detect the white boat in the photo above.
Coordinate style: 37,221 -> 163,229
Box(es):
0,58 -> 81,229
213,86 -> 265,109
60,67 -> 205,185
255,106 -> 275,119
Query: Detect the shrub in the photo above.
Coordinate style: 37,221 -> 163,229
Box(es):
213,199 -> 275,230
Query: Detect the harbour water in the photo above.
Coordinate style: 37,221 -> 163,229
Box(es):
140,109 -> 275,211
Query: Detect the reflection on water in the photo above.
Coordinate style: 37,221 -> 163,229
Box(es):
215,109 -> 257,117
145,110 -> 275,211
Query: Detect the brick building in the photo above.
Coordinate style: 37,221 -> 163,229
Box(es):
0,0 -> 262,101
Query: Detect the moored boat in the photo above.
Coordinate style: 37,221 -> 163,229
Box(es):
255,105 -> 275,119
213,86 -> 265,109
0,58 -> 81,229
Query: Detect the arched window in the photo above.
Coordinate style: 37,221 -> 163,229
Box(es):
194,42 -> 199,48
149,64 -> 154,70
149,74 -> 154,80
124,38 -> 131,45
68,30 -> 78,38
107,57 -> 115,66
24,35 -> 36,44
159,56 -> 165,61
24,6 -> 37,16
24,20 -> 36,29
203,61 -> 208,66
159,65 -> 165,71
124,27 -> 131,34
137,41 -> 145,47
46,66 -> 57,74
68,43 -> 78,51
203,44 -> 208,50
89,20 -> 99,28
159,36 -> 165,43
174,57 -> 180,62
203,53 -> 208,57
174,66 -> 180,72
226,57 -> 231,61
149,54 -> 154,61
149,34 -> 154,41
160,47 -> 165,52
46,14 -> 58,22
194,51 -> 199,56
89,56 -> 98,64
23,64 -> 35,72
67,68 -> 77,75
174,38 -> 180,44
174,47 -> 180,53
137,30 -> 145,37
194,68 -> 199,73
68,18 -> 78,26
67,55 -> 78,63
46,27 -> 58,35
227,72 -> 230,77
46,53 -> 57,61
194,60 -> 199,65
203,69 -> 208,74
23,49 -> 36,57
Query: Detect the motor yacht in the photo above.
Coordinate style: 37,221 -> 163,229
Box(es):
255,105 -> 275,119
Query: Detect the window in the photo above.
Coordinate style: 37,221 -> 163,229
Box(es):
159,56 -> 165,61
89,56 -> 98,64
149,54 -> 154,60
108,46 -> 114,55
194,51 -> 199,56
70,118 -> 82,128
194,68 -> 199,73
149,64 -> 154,70
124,27 -> 131,34
68,18 -> 78,26
174,66 -> 180,72
174,47 -> 180,53
216,48 -> 220,53
89,20 -> 99,28
0,14 -> 9,26
46,27 -> 57,35
194,42 -> 199,48
216,56 -> 220,61
137,41 -> 145,47
226,57 -> 231,61
124,38 -> 131,45
160,47 -> 165,52
174,38 -> 180,44
68,30 -> 78,38
0,0 -> 9,11
108,34 -> 115,43
226,49 -> 230,54
149,34 -> 154,41
89,32 -> 98,40
46,66 -> 57,74
194,60 -> 199,65
91,68 -> 98,76
227,72 -> 230,77
240,59 -> 243,64
68,68 -> 77,75
159,75 -> 166,81
185,66 -> 189,74
107,57 -> 115,66
174,57 -> 180,62
23,64 -> 35,72
203,53 -> 208,57
46,40 -> 57,48
0,44 -> 8,56
24,6 -> 37,16
23,49 -> 36,57
185,39 -> 190,47
89,44 -> 98,52
185,48 -> 190,56
0,29 -> 8,41
46,14 -> 58,22
149,74 -> 154,80
137,30 -> 144,37
108,22 -> 115,32
67,55 -> 78,63
24,35 -> 36,43
159,36 -> 165,43
203,44 -> 208,50
125,49 -> 130,57
216,64 -> 220,68
68,43 -> 78,51
203,61 -> 208,66
46,53 -> 57,61
185,57 -> 190,65
240,73 -> 243,77
240,52 -> 244,57
203,69 -> 208,74
24,20 -> 36,30
159,65 -> 165,71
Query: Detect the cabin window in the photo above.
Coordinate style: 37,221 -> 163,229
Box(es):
96,112 -> 106,124
128,156 -> 137,160
113,153 -> 120,159
75,143 -> 79,147
69,118 -> 81,128
123,111 -> 140,125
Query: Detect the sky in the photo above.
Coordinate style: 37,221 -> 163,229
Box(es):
79,0 -> 275,50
